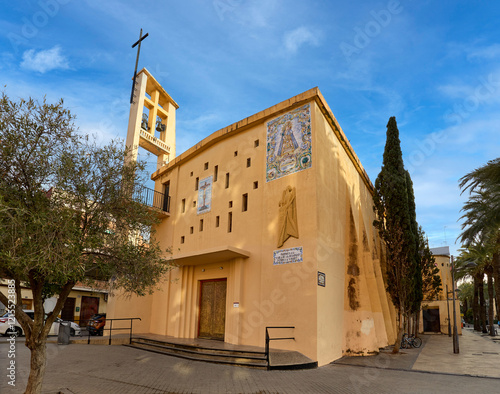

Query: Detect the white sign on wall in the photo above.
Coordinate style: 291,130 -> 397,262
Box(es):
273,247 -> 303,265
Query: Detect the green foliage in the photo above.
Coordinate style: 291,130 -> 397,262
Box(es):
419,227 -> 442,301
459,157 -> 500,245
0,92 -> 172,302
373,117 -> 421,319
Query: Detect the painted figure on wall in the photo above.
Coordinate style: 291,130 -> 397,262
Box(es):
277,186 -> 299,248
266,104 -> 312,182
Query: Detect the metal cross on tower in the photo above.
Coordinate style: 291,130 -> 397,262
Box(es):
130,28 -> 149,104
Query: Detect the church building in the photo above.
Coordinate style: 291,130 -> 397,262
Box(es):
107,68 -> 397,366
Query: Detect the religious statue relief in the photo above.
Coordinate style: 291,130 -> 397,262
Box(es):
277,186 -> 299,248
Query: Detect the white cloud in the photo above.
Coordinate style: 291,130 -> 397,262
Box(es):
20,46 -> 69,73
283,26 -> 320,54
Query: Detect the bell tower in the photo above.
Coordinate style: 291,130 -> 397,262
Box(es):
125,68 -> 179,169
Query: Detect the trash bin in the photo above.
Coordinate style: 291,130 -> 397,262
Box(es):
58,321 -> 71,345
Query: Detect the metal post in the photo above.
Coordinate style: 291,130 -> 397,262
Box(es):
446,284 -> 451,337
109,319 -> 113,346
451,255 -> 459,354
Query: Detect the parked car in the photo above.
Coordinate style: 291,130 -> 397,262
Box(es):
87,313 -> 106,336
0,310 -> 82,337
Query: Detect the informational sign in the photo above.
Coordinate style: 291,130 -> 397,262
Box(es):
318,271 -> 326,287
233,302 -> 239,308
273,246 -> 303,265
197,175 -> 213,214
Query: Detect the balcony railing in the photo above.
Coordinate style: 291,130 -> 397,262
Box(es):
133,186 -> 170,213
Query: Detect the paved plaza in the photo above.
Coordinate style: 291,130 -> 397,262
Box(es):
1,328 -> 499,393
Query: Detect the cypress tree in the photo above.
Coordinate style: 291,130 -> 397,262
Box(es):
373,116 -> 419,352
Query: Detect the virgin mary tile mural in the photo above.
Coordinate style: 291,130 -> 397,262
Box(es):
266,104 -> 312,182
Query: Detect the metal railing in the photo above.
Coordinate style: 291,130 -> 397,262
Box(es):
265,326 -> 295,369
133,186 -> 170,213
82,317 -> 142,345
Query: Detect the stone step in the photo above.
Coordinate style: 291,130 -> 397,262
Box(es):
126,340 -> 268,369
132,336 -> 266,359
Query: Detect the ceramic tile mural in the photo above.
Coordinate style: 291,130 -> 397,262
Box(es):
197,175 -> 213,214
266,104 -> 312,182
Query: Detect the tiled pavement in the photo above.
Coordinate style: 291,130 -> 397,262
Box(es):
1,328 -> 499,393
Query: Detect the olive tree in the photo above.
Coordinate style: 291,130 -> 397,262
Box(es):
0,93 -> 171,393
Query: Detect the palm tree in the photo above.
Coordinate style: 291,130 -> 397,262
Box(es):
459,157 -> 500,326
455,244 -> 494,335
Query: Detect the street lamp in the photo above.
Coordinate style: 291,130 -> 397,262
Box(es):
451,255 -> 459,354
445,284 -> 452,337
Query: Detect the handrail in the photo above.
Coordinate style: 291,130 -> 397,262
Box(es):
133,185 -> 170,213
80,317 -> 142,345
265,326 -> 295,369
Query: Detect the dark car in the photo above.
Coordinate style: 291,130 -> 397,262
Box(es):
87,313 -> 106,336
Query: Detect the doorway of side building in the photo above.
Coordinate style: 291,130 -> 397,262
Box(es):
61,297 -> 76,322
198,279 -> 227,340
80,296 -> 99,327
423,307 -> 440,332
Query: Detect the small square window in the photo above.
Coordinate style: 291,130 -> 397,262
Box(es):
180,236 -> 185,244
253,181 -> 258,189
229,201 -> 233,208
190,227 -> 194,234
204,162 -> 209,170
254,140 -> 259,148
246,158 -> 251,168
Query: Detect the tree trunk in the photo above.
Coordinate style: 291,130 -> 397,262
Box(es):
493,238 -> 500,324
415,311 -> 421,337
473,276 -> 480,331
487,270 -> 495,336
25,339 -> 47,393
478,273 -> 487,333
392,314 -> 404,354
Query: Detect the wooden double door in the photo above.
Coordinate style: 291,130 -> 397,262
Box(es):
198,279 -> 227,340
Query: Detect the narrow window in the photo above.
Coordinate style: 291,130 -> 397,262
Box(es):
225,173 -> 230,189
234,151 -> 238,157
254,139 -> 259,148
204,162 -> 209,170
253,181 -> 258,189
190,171 -> 193,177
190,226 -> 194,234
228,201 -> 233,208
246,158 -> 251,168
195,177 -> 199,191
242,193 -> 248,212
199,219 -> 204,232
181,199 -> 186,213
180,236 -> 185,244
214,165 -> 218,182
215,216 -> 220,227
193,201 -> 196,207
228,212 -> 232,233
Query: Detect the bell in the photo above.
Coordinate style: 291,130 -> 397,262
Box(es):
156,116 -> 166,133
141,113 -> 148,130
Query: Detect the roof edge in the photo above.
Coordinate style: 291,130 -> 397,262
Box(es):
152,87 -> 374,193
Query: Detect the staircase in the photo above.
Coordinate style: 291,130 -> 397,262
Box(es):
126,336 -> 268,369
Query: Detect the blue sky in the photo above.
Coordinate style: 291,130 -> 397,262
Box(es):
1,0 -> 499,255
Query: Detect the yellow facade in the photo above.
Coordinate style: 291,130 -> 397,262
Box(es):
108,70 -> 397,366
420,250 -> 462,335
